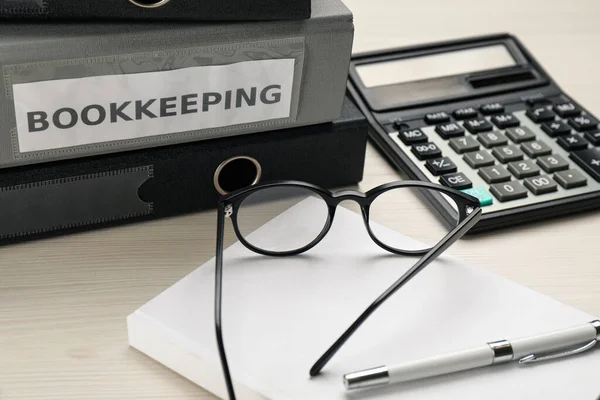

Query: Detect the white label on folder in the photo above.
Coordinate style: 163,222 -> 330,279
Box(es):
12,59 -> 296,152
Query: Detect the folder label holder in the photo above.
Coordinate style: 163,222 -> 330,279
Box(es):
3,37 -> 304,160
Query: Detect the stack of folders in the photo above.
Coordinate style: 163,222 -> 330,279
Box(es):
0,0 -> 367,244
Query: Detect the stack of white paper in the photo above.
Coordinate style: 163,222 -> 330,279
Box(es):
128,199 -> 599,399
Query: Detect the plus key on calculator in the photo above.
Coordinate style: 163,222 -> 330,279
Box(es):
349,33 -> 600,233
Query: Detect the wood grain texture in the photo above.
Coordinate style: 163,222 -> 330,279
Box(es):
2,1 -> 600,399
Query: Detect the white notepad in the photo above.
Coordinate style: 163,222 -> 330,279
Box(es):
127,199 -> 600,399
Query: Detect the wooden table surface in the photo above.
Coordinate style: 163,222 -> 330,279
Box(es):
2,1 -> 600,399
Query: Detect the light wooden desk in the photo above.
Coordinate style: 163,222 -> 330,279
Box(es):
2,1 -> 600,399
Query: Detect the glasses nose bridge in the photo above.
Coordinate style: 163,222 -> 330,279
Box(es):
331,190 -> 368,207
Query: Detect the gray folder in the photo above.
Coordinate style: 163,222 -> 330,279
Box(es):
0,0 -> 353,169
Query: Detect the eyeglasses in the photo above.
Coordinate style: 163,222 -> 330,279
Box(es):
214,180 -> 482,399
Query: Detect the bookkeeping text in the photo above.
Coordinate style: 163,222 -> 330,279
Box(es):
12,58 -> 295,153
26,85 -> 282,132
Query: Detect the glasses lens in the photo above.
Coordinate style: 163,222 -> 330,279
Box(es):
236,186 -> 329,253
368,186 -> 459,251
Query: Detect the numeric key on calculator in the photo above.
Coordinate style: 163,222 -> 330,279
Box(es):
463,150 -> 495,168
480,103 -> 504,115
398,128 -> 428,145
435,122 -> 465,139
490,181 -> 528,202
491,113 -> 520,129
521,140 -> 552,158
570,147 -> 600,181
464,118 -> 493,133
491,145 -> 524,163
478,131 -> 508,148
554,102 -> 581,118
424,112 -> 451,125
449,136 -> 480,153
523,175 -> 558,195
411,142 -> 442,160
426,157 -> 457,175
536,154 -> 569,172
526,107 -> 555,123
453,107 -> 478,120
478,165 -> 511,183
439,172 -> 472,189
569,115 -> 598,131
508,160 -> 540,178
506,126 -> 536,143
541,120 -> 571,137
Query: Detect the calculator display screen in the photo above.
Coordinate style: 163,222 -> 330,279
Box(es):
356,44 -> 516,88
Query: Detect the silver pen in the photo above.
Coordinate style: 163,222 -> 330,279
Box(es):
344,319 -> 600,390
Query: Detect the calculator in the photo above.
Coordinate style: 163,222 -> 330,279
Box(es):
347,33 -> 600,233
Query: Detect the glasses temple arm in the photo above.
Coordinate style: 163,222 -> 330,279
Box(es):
309,207 -> 482,377
214,203 -> 237,400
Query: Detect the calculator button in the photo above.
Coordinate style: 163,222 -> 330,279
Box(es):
453,107 -> 478,120
557,135 -> 589,151
398,128 -> 428,145
439,172 -> 472,190
523,175 -> 558,195
506,126 -> 536,143
489,181 -> 528,202
424,112 -> 451,125
541,120 -> 571,137
464,118 -> 493,134
554,102 -> 581,118
526,98 -> 553,107
477,131 -> 508,148
478,165 -> 511,183
491,113 -> 520,129
463,150 -> 495,168
520,140 -> 552,158
491,145 -> 524,163
393,120 -> 409,130
461,187 -> 493,207
425,157 -> 457,175
449,136 -> 480,154
435,122 -> 465,139
584,130 -> 600,146
569,148 -> 600,181
480,103 -> 504,115
507,160 -> 540,178
553,169 -> 588,189
526,107 -> 555,123
568,115 -> 598,131
411,142 -> 442,160
536,154 -> 570,173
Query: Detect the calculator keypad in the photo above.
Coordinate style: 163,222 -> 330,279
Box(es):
491,145 -> 524,163
478,132 -> 508,148
411,143 -> 442,160
478,165 -> 511,183
521,140 -> 552,158
463,150 -> 495,168
489,181 -> 528,202
398,128 -> 428,145
387,99 -> 600,214
536,154 -> 569,172
449,136 -> 480,153
505,126 -> 536,143
523,175 -> 558,195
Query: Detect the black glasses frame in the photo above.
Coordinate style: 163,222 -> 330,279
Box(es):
214,180 -> 482,399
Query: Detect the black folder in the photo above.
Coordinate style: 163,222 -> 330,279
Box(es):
0,0 -> 310,21
0,97 -> 367,244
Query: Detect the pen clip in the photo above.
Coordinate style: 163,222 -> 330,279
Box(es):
518,339 -> 598,364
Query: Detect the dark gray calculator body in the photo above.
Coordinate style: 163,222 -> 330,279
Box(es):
348,34 -> 600,233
